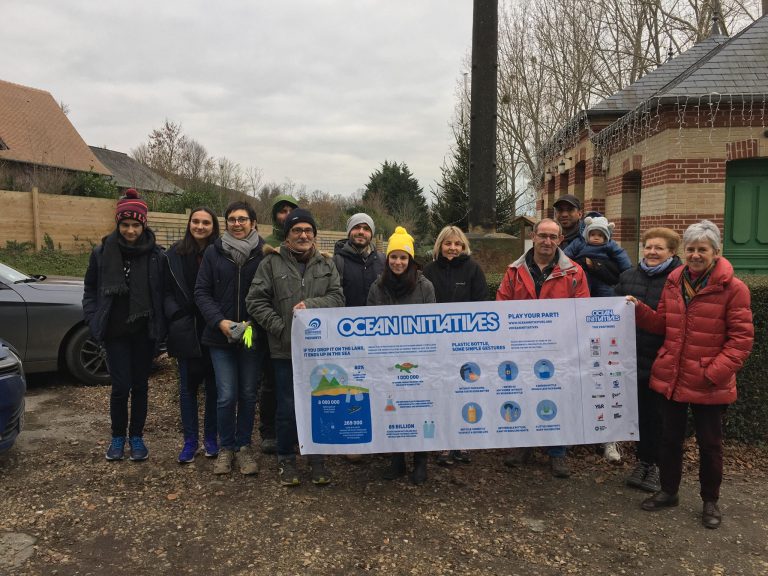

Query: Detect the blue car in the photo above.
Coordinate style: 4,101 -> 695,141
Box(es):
0,340 -> 26,454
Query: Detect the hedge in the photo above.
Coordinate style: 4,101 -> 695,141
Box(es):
484,272 -> 767,445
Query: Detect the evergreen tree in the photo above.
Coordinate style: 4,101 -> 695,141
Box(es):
363,161 -> 429,239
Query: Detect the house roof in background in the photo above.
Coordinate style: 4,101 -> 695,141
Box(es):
89,146 -> 183,195
591,15 -> 768,112
0,78 -> 110,174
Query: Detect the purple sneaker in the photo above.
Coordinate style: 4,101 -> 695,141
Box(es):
178,438 -> 198,464
203,436 -> 219,457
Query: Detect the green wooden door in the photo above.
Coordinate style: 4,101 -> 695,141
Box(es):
724,159 -> 768,274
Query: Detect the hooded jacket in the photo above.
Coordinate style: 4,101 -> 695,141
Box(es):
194,236 -> 265,348
634,256 -> 753,405
332,238 -> 385,307
496,248 -> 589,301
246,244 -> 344,359
264,194 -> 299,247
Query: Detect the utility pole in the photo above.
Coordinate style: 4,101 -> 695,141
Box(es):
467,0 -> 498,234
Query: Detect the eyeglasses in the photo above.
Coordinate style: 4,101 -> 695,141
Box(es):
534,233 -> 560,241
226,217 -> 251,224
290,227 -> 315,237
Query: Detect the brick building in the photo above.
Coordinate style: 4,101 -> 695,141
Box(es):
536,15 -> 768,273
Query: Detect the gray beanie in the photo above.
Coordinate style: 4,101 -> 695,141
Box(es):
346,213 -> 375,237
583,216 -> 614,242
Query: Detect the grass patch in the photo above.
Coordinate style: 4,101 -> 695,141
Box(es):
0,247 -> 90,277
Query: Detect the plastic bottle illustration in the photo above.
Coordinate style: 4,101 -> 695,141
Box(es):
385,397 -> 396,412
467,404 -> 477,423
504,404 -> 513,422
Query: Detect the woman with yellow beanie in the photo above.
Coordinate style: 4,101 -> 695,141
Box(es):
367,226 -> 436,484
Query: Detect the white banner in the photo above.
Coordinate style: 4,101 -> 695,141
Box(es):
291,297 -> 638,454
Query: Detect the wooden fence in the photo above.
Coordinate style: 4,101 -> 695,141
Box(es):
0,189 -> 352,253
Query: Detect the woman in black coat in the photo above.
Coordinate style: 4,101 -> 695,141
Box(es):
164,207 -> 220,463
614,227 -> 682,492
83,189 -> 165,462
423,226 -> 488,466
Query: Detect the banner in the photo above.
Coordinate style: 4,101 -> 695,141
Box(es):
291,297 -> 637,454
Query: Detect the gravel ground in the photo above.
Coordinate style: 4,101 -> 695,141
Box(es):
1,356 -> 767,576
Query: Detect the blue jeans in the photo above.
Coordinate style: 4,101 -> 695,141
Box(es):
178,354 -> 217,441
104,333 -> 155,438
273,359 -> 298,458
209,345 -> 264,451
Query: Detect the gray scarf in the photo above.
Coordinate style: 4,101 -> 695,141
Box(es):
221,230 -> 260,266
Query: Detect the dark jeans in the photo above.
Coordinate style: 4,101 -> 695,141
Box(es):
178,354 -> 217,441
209,345 -> 264,451
659,398 -> 727,502
273,359 -> 298,458
636,379 -> 663,464
104,333 -> 155,438
258,357 -> 277,440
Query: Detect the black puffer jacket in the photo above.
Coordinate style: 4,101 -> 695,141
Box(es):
332,239 -> 386,307
194,236 -> 265,348
423,254 -> 488,303
614,256 -> 682,385
163,243 -> 206,358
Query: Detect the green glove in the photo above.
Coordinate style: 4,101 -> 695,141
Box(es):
242,324 -> 253,349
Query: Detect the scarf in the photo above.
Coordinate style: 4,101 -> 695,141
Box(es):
639,256 -> 675,277
681,260 -> 717,307
101,228 -> 155,323
382,262 -> 418,299
221,230 -> 260,267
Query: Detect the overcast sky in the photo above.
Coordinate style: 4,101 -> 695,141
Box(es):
3,1 -> 473,198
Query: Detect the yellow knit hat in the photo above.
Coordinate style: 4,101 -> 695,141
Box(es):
386,226 -> 415,258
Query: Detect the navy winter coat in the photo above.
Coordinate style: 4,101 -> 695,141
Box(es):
332,239 -> 385,307
194,237 -> 265,348
423,254 -> 488,303
163,243 -> 207,358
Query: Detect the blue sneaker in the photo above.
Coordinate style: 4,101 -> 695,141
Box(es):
129,436 -> 149,461
106,436 -> 126,461
203,435 -> 219,458
178,438 -> 198,464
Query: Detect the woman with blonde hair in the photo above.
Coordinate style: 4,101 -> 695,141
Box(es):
423,225 -> 488,465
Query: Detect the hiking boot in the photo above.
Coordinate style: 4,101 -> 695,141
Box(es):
702,501 -> 721,529
411,453 -> 428,485
383,453 -> 407,480
452,450 -> 472,464
639,464 -> 661,493
214,449 -> 234,474
602,442 -> 622,464
504,447 -> 533,468
626,461 -> 650,489
178,437 -> 198,464
260,437 -> 277,455
128,436 -> 149,461
344,453 -> 363,463
436,451 -> 454,466
550,455 -> 570,478
236,446 -> 259,475
203,435 -> 219,458
309,456 -> 332,485
106,436 -> 126,461
641,491 -> 679,511
279,457 -> 300,486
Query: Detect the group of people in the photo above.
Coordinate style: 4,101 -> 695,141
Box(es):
83,189 -> 753,529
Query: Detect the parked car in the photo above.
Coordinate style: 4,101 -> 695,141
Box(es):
0,261 -> 109,386
0,340 -> 26,454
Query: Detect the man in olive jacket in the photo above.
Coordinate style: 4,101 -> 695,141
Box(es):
246,208 -> 344,487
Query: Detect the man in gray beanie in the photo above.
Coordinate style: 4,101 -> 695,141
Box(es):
332,213 -> 384,308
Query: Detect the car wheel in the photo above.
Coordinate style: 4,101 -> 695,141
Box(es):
64,325 -> 111,386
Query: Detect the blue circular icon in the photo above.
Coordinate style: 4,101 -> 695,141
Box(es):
500,401 -> 521,422
460,362 -> 481,383
536,400 -> 558,421
497,361 -> 519,381
462,402 -> 483,424
534,359 -> 555,380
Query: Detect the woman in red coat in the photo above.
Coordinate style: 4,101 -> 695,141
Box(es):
627,220 -> 753,529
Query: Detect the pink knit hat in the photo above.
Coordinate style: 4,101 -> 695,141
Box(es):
115,188 -> 148,226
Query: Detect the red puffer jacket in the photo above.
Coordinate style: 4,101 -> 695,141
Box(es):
496,249 -> 589,301
635,257 -> 753,404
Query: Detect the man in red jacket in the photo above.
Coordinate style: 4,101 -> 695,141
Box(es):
496,218 -> 590,477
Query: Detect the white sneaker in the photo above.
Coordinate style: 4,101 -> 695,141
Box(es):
602,442 -> 622,464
